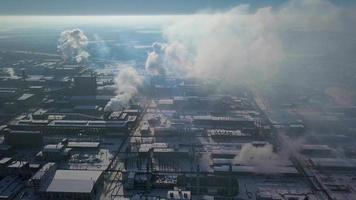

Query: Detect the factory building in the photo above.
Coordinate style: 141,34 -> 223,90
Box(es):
16,93 -> 37,108
0,157 -> 31,178
0,87 -> 18,103
7,119 -> 48,132
193,115 -> 256,129
6,117 -> 130,137
67,141 -> 100,151
70,95 -> 113,106
31,163 -> 57,193
255,186 -> 317,200
300,144 -> 332,157
73,105 -> 103,115
73,75 -> 97,96
310,158 -> 356,171
138,143 -> 190,158
3,129 -> 43,148
38,170 -> 103,200
207,129 -> 253,141
213,165 -> 299,177
46,120 -> 128,135
38,142 -> 72,162
177,173 -> 239,196
167,188 -> 191,200
32,108 -> 49,120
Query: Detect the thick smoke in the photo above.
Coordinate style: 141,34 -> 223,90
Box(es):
234,143 -> 285,174
145,42 -> 191,76
145,0 -> 356,85
145,42 -> 165,76
57,29 -> 90,63
233,135 -> 307,174
104,67 -> 143,112
235,143 -> 276,164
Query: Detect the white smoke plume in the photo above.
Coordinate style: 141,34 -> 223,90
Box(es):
234,143 -> 278,165
57,29 -> 90,63
145,0 -> 356,85
145,42 -> 165,76
145,42 -> 191,76
5,68 -> 16,78
104,67 -> 143,112
234,143 -> 285,174
233,135 -> 308,173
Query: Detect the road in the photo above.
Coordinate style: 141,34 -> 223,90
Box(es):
100,101 -> 149,200
252,88 -> 336,200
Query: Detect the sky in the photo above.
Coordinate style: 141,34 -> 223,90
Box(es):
0,0 -> 288,15
1,0 -> 356,90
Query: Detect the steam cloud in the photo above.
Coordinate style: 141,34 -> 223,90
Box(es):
145,0 -> 356,85
233,135 -> 307,173
57,29 -> 90,63
145,42 -> 165,76
145,42 -> 191,76
104,67 -> 143,112
5,68 -> 16,78
234,143 -> 285,173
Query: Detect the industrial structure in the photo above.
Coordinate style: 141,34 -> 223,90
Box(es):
0,54 -> 355,200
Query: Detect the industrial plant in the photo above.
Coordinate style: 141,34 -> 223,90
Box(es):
1,0 -> 356,200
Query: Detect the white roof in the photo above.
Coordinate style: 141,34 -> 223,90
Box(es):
45,170 -> 102,193
67,142 -> 100,148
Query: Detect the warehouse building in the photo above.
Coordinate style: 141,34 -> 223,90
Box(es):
193,115 -> 256,129
3,129 -> 43,148
39,170 -> 103,200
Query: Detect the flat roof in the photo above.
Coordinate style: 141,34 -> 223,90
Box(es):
310,158 -> 356,169
73,105 -> 98,110
67,142 -> 100,148
214,165 -> 299,175
158,99 -> 174,105
45,170 -> 102,194
301,144 -> 331,151
48,120 -> 127,128
43,144 -> 64,152
207,129 -> 247,137
193,115 -> 254,122
17,93 -> 34,101
70,96 -> 113,101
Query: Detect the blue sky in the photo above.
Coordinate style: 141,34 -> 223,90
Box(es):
1,0 -> 353,16
0,0 -> 289,15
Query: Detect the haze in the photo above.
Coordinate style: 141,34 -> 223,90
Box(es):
1,0 -> 356,200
